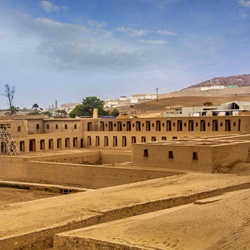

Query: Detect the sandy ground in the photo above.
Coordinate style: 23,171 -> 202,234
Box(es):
0,173 -> 249,249
0,188 -> 62,206
58,189 -> 250,250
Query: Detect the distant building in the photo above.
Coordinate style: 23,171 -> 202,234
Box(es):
201,85 -> 225,91
104,99 -> 119,108
131,94 -> 157,104
119,96 -> 128,101
163,101 -> 250,117
59,103 -> 78,113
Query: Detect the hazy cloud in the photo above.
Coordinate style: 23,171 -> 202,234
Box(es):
157,30 -> 177,36
239,0 -> 250,7
117,27 -> 149,37
0,11 -> 152,72
139,39 -> 168,45
135,0 -> 180,9
118,27 -> 177,40
40,1 -> 66,12
87,19 -> 107,29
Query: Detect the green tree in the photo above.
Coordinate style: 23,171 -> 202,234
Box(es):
42,111 -> 52,118
108,108 -> 119,117
55,109 -> 68,118
69,96 -> 108,118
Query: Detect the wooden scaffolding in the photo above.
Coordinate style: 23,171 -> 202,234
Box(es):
0,124 -> 20,155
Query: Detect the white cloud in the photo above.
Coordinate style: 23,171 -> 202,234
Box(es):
40,1 -> 66,12
0,11 -> 152,72
118,27 -> 177,40
117,27 -> 149,37
139,39 -> 168,45
157,29 -> 177,36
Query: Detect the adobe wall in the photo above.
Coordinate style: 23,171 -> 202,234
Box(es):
24,161 -> 176,188
101,150 -> 131,164
22,150 -> 131,165
3,115 -> 250,152
27,118 -> 82,134
132,141 -> 250,172
82,116 -> 249,149
43,118 -> 82,133
0,156 -> 28,180
0,152 -> 174,188
15,132 -> 83,153
0,120 -> 28,137
54,237 -> 143,250
132,144 -> 214,172
30,151 -> 101,165
212,142 -> 250,171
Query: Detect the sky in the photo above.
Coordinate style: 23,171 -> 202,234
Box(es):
0,0 -> 250,109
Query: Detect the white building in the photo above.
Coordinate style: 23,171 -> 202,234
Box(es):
201,85 -> 225,91
104,99 -> 119,108
59,103 -> 78,113
131,94 -> 157,104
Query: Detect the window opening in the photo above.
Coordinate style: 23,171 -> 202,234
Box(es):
144,149 -> 148,157
168,151 -> 173,159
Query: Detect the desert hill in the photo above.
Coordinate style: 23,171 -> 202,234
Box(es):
187,74 -> 250,89
158,74 -> 250,99
132,95 -> 250,112
134,74 -> 250,112
122,74 -> 250,117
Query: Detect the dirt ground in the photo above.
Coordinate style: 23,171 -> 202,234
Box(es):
0,187 -> 62,206
60,189 -> 250,250
0,173 -> 250,250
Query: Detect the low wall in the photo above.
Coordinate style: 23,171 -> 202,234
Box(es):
101,151 -> 131,164
0,156 -> 28,180
25,161 -> 177,188
27,150 -> 132,165
2,181 -> 250,250
29,151 -> 101,165
0,155 -> 178,189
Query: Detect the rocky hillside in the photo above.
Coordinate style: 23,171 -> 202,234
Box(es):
187,74 -> 250,89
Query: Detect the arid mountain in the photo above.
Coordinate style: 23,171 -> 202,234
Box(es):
121,74 -> 250,117
159,74 -> 250,98
187,74 -> 250,89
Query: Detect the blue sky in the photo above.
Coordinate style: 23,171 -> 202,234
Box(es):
0,0 -> 250,109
